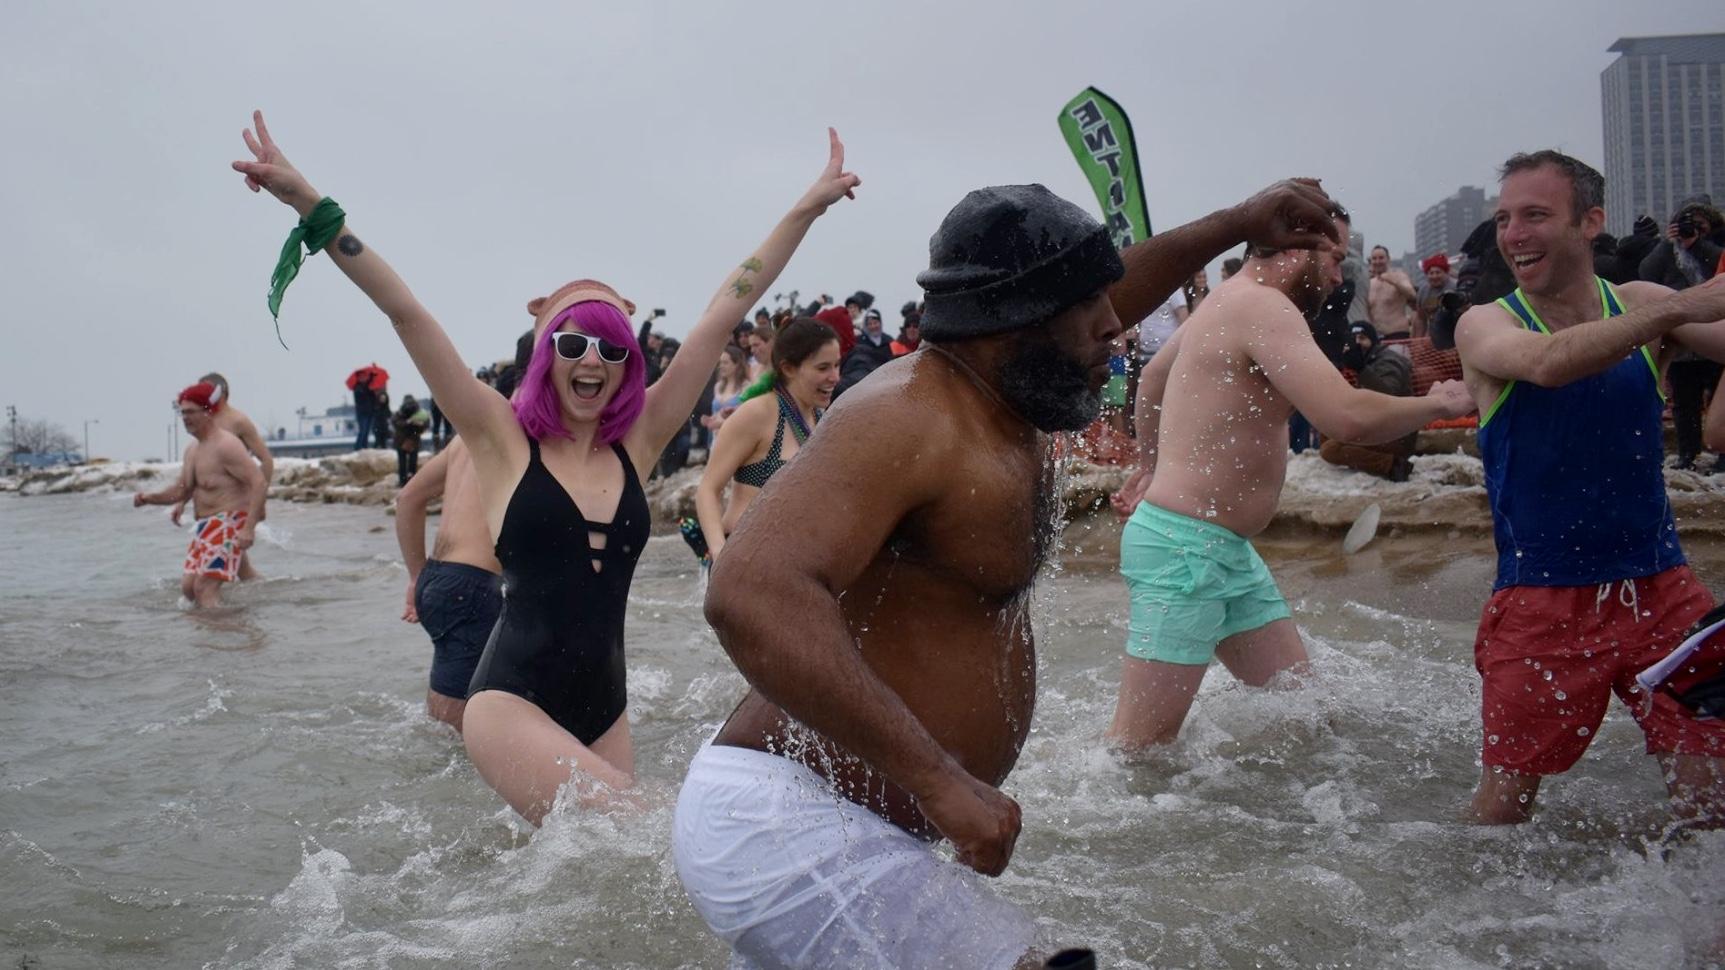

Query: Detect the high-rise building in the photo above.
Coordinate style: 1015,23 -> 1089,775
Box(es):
1413,186 -> 1496,261
1601,33 -> 1725,236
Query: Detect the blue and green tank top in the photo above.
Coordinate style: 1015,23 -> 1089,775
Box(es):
1478,277 -> 1682,590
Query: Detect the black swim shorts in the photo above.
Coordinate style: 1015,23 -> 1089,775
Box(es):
414,560 -> 503,699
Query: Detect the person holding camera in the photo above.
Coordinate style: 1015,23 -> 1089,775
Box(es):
1640,200 -> 1724,470
1640,200 -> 1724,291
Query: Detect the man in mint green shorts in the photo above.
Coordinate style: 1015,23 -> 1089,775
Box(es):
1107,203 -> 1475,748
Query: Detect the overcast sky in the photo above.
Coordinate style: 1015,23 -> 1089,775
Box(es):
3,1 -> 1720,460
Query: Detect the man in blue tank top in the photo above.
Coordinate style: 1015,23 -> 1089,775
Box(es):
1454,149 -> 1725,827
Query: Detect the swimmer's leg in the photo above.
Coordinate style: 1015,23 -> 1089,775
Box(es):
191,574 -> 224,608
237,550 -> 259,581
1106,657 -> 1208,750
1467,766 -> 1542,824
1660,753 -> 1725,829
462,690 -> 637,826
1214,618 -> 1309,688
425,690 -> 467,733
180,574 -> 197,602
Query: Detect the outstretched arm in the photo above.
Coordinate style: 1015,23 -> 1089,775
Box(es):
1457,277 -> 1725,388
1108,179 -> 1340,328
628,129 -> 860,469
1248,290 -> 1473,442
231,111 -> 517,467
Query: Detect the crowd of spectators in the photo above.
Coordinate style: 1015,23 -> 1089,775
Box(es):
1098,194 -> 1725,483
370,196 -> 1725,491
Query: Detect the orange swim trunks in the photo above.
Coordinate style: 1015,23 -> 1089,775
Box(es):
183,510 -> 248,583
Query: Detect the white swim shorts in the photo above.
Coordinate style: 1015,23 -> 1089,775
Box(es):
672,743 -> 1036,970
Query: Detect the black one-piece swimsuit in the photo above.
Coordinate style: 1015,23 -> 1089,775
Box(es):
466,437 -> 650,745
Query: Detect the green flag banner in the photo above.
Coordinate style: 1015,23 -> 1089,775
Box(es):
1058,87 -> 1151,248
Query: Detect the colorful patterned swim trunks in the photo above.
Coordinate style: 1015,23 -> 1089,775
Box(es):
183,510 -> 248,582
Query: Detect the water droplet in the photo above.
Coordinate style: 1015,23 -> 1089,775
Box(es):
1576,726 -> 1590,737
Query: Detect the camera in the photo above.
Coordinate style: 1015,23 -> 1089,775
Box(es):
1677,215 -> 1699,240
1426,290 -> 1468,351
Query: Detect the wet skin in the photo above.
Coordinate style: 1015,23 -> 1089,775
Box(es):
709,293 -> 1121,838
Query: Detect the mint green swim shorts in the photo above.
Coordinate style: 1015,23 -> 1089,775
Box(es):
1119,502 -> 1291,665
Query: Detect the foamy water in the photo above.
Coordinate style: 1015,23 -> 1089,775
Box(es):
2,494 -> 1722,969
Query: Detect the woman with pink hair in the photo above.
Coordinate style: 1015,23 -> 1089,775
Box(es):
233,111 -> 859,824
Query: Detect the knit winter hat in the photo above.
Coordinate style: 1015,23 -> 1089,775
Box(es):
917,184 -> 1123,340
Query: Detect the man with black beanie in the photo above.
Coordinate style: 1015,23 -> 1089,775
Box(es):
686,177 -> 1345,969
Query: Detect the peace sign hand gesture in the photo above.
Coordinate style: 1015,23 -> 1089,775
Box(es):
792,128 -> 862,219
232,110 -> 322,218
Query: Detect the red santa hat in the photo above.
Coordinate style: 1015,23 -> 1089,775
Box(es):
177,381 -> 224,412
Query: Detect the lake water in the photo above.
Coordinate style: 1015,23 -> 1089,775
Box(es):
2,492 -> 1721,969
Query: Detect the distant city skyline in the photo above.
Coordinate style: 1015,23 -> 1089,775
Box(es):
1414,186 -> 1497,263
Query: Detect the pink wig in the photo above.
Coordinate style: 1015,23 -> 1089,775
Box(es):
512,301 -> 646,445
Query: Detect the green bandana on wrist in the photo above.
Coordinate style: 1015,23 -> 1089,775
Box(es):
266,196 -> 345,347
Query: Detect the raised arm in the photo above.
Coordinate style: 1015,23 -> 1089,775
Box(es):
1248,291 -> 1473,442
1108,179 -> 1339,328
1386,269 -> 1418,305
704,401 -> 1017,875
1457,277 -> 1725,388
394,446 -> 450,623
231,111 -> 517,466
628,129 -> 860,465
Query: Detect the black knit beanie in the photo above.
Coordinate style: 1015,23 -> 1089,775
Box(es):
916,184 -> 1124,340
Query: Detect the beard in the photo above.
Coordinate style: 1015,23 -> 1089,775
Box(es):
996,328 -> 1101,432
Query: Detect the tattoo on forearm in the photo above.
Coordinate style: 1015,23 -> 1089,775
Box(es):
337,234 -> 364,257
728,256 -> 764,299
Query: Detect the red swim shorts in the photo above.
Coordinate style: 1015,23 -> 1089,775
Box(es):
1474,564 -> 1725,775
183,510 -> 248,583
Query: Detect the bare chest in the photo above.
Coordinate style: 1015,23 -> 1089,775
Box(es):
897,451 -> 1055,601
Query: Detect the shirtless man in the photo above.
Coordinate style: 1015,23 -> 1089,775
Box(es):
1367,244 -> 1419,339
1452,150 -> 1725,826
395,435 -> 501,732
1105,206 -> 1474,749
171,372 -> 274,580
674,180 -> 1342,969
134,382 -> 266,607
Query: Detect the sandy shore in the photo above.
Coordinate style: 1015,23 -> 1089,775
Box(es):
8,444 -> 1725,537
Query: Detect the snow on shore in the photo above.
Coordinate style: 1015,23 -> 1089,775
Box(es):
8,448 -> 1724,536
